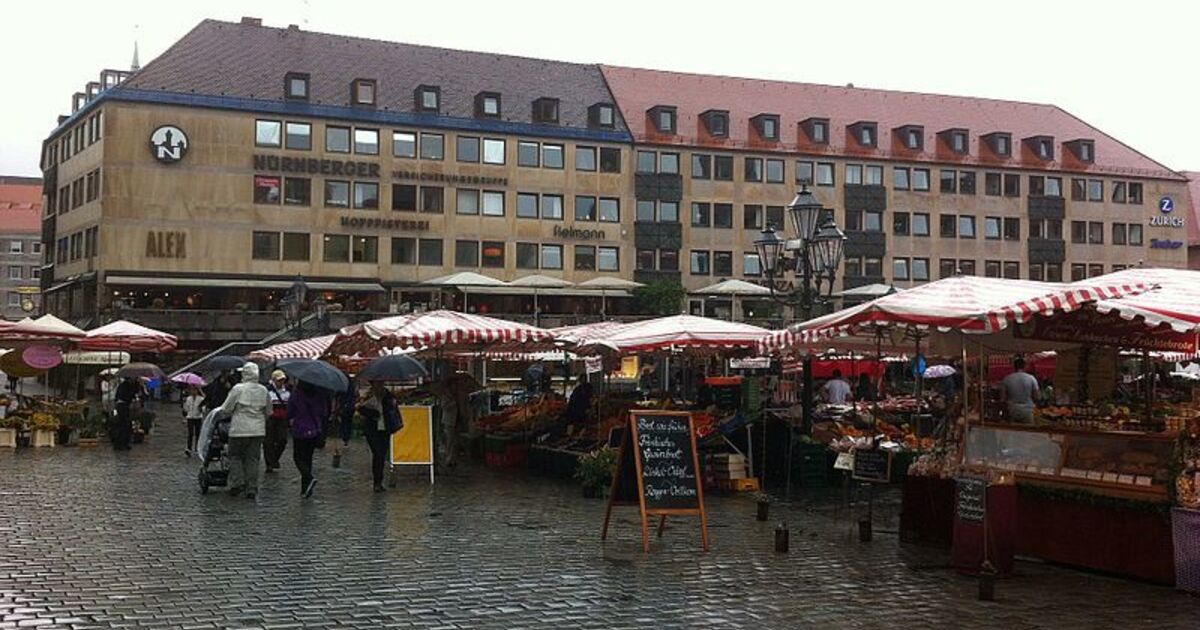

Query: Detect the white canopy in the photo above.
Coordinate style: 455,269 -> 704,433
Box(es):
692,279 -> 772,296
508,274 -> 574,289
422,272 -> 509,287
576,277 -> 645,290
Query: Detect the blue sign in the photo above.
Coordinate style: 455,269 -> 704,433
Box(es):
1150,238 -> 1184,250
1160,196 -> 1175,214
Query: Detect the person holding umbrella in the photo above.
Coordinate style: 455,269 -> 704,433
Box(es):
287,380 -> 328,498
218,362 -> 271,500
263,370 -> 291,473
353,381 -> 403,493
112,376 -> 140,450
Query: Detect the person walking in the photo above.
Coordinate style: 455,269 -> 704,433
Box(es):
218,363 -> 271,500
288,381 -> 329,498
263,370 -> 291,472
182,386 -> 205,456
354,381 -> 403,492
111,377 -> 140,450
203,371 -> 232,412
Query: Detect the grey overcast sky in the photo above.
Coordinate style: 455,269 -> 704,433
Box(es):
2,0 -> 1198,177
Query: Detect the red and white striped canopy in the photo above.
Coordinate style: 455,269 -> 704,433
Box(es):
1085,268 -> 1200,333
760,275 -> 1148,353
326,310 -> 558,357
576,314 -> 769,354
249,334 -> 336,361
0,314 -> 87,346
81,320 -> 178,353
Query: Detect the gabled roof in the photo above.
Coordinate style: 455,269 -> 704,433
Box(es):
1184,171 -> 1200,245
122,19 -> 626,134
600,65 -> 1184,181
0,178 -> 43,234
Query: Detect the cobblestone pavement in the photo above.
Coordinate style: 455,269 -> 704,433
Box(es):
3,404 -> 1199,629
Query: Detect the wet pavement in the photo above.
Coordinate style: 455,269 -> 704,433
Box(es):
2,403 -> 1199,629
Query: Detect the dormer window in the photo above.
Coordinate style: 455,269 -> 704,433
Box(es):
285,72 -> 309,100
649,105 -> 677,134
351,79 -> 376,106
938,128 -> 969,154
475,92 -> 501,118
701,110 -> 729,137
849,121 -> 878,148
1066,139 -> 1095,163
588,103 -> 616,128
895,125 -> 924,150
801,118 -> 829,145
753,114 -> 780,141
532,97 -> 560,124
415,85 -> 440,113
984,132 -> 1012,157
1025,135 -> 1054,160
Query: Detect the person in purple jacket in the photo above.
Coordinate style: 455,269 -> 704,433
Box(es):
288,381 -> 330,498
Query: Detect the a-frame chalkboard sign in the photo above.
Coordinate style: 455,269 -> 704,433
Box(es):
601,410 -> 709,552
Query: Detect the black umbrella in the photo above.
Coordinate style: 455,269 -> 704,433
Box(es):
207,355 -> 246,371
116,362 -> 167,380
357,354 -> 428,382
275,358 -> 350,393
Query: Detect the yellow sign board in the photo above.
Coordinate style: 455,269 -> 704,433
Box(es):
389,405 -> 434,483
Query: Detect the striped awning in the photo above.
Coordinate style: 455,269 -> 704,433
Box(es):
1085,268 -> 1200,333
249,334 -> 336,361
575,314 -> 770,355
325,310 -> 558,358
80,320 -> 178,353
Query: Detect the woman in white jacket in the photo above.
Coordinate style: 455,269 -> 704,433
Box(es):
218,363 -> 271,500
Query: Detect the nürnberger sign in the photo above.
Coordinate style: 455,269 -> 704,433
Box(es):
392,170 -> 508,186
340,216 -> 430,231
254,154 -> 380,178
553,225 -> 607,241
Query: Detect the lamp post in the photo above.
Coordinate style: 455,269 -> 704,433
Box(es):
280,294 -> 301,341
313,294 -> 329,334
754,184 -> 846,497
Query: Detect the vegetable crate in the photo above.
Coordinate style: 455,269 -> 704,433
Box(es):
31,430 -> 56,448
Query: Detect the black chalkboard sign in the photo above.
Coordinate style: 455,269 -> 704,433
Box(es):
956,476 -> 987,523
602,411 -> 709,552
852,448 -> 892,483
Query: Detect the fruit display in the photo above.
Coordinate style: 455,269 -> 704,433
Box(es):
477,395 -> 566,433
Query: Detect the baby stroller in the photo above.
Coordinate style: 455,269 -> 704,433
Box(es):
196,408 -> 232,494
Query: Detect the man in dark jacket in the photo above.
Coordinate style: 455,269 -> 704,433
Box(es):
357,381 -> 402,492
112,377 -> 140,450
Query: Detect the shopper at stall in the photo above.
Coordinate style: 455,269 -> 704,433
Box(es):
219,363 -> 271,500
1000,357 -> 1040,423
111,376 -> 140,450
182,386 -> 205,456
855,373 -> 877,402
356,381 -> 403,492
288,381 -> 328,498
263,370 -> 291,472
565,374 -> 594,424
822,369 -> 852,404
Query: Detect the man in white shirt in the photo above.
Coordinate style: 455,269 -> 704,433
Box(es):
822,369 -> 853,405
1001,357 -> 1040,423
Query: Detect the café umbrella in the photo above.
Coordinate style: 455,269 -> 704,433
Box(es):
508,275 -> 574,324
577,276 -> 644,318
422,272 -> 509,312
274,358 -> 350,393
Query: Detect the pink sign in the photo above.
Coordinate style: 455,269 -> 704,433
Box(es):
22,345 -> 63,370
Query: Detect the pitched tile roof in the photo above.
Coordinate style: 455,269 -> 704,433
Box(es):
600,65 -> 1183,181
123,19 -> 625,134
0,178 -> 43,234
1184,171 -> 1200,245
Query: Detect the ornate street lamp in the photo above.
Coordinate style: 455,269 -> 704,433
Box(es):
754,184 -> 846,498
313,294 -> 329,334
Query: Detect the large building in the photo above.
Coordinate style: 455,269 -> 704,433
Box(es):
37,17 -> 1194,341
0,176 -> 43,320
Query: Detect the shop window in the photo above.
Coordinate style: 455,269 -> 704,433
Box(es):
393,131 -> 417,158
255,120 -> 282,147
481,241 -> 505,268
326,126 -> 350,153
353,182 -> 379,210
418,239 -> 443,266
352,236 -> 378,263
393,184 -> 417,211
391,237 -> 416,265
285,122 -> 311,150
420,187 -> 444,213
599,198 -> 619,223
541,244 -> 563,270
420,133 -> 444,160
456,136 -> 480,163
282,233 -> 310,261
575,245 -> 596,271
516,243 -> 539,269
322,234 -> 350,262
283,178 -> 310,206
455,240 -> 479,267
599,148 -> 621,173
324,181 -> 350,208
252,231 -> 280,260
254,176 -> 281,204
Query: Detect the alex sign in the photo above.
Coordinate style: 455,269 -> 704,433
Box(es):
1014,308 -> 1197,354
145,231 -> 186,258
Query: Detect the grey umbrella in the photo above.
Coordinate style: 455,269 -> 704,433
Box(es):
207,355 -> 246,371
357,354 -> 428,382
115,362 -> 167,380
275,358 -> 350,393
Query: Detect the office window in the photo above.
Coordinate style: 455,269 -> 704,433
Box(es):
939,259 -> 958,279
893,212 -> 910,236
1128,183 -> 1144,204
482,191 -> 505,217
745,158 -> 764,182
393,131 -> 417,158
456,136 -> 480,163
285,122 -> 311,150
912,169 -> 930,191
1043,263 -> 1061,282
323,234 -> 350,262
255,120 -> 282,147
352,235 -> 378,263
844,257 -> 863,278
8,241 -> 21,254
690,250 -> 711,275
940,170 -> 957,193
353,182 -> 379,209
1089,263 -> 1105,278
518,141 -> 540,167
691,202 -> 711,228
1070,264 -> 1087,281
959,171 -> 976,195
636,200 -> 656,222
517,194 -> 539,218
597,148 -> 620,173
660,201 -> 679,223
420,187 -> 444,213
417,238 -> 443,266
326,126 -> 350,153
815,162 -> 835,186
456,189 -> 480,215
744,205 -> 764,230
796,161 -> 814,184
254,176 -> 281,204
893,258 -> 910,281
956,260 -> 975,276
660,152 -> 680,175
598,246 -> 619,272
1029,176 -> 1046,197
541,244 -> 563,270
984,216 -> 1001,240
743,253 -> 761,276
912,258 -> 930,281
1112,181 -> 1127,203
1004,218 -> 1020,241
283,178 -> 310,206
637,150 -> 657,173
1003,261 -> 1020,279
543,144 -> 564,169
958,216 -> 976,239
766,159 -> 785,183
574,245 -> 596,271
1088,221 -> 1104,244
846,164 -> 863,185
393,184 -> 417,211
660,249 -> 680,271
713,251 -> 733,276
252,232 -> 280,260
324,181 -> 350,208
575,196 -> 597,221
692,154 -> 711,179
1031,218 -> 1063,240
455,240 -> 479,267
353,79 -> 376,106
475,138 -> 503,165
811,120 -> 828,143
533,97 -> 559,123
912,213 -> 930,237
420,133 -> 444,160
576,146 -> 597,171
655,108 -> 676,133
893,167 -> 910,190
280,232 -> 308,261
391,237 -> 416,265
1112,223 -> 1127,245
599,198 -> 620,223
766,206 -> 784,231
541,194 -> 564,219
1028,263 -> 1044,281
516,243 -> 539,269
864,165 -> 883,186
481,241 -> 505,268
984,260 -> 1001,278
1087,179 -> 1103,201
1003,174 -> 1020,197
940,214 -> 957,238
713,203 -> 733,229
1071,178 -> 1087,201
1046,177 -> 1062,198
1071,221 -> 1087,244
985,172 -> 1001,196
714,156 -> 735,181
637,249 -> 656,271
1129,224 -> 1143,246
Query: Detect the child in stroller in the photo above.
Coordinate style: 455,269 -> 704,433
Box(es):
196,408 -> 232,494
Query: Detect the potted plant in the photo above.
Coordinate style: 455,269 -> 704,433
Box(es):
575,446 -> 618,499
754,491 -> 771,521
76,410 -> 107,446
0,414 -> 21,448
30,412 -> 60,448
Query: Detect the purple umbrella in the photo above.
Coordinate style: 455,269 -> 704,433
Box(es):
170,372 -> 206,387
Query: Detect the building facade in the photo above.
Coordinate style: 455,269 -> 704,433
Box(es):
37,17 -> 1194,338
0,176 -> 43,320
